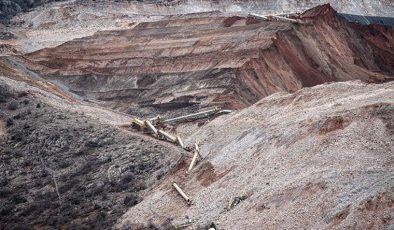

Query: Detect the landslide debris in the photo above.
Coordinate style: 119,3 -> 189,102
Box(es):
0,81 -> 181,229
120,81 -> 394,229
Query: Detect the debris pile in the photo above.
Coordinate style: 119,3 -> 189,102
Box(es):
131,107 -> 232,210
131,107 -> 232,149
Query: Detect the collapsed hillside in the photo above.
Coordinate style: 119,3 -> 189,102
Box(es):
1,77 -> 393,229
0,1 -> 393,230
19,4 -> 394,118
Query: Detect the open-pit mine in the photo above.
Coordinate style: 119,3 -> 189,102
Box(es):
0,0 -> 393,229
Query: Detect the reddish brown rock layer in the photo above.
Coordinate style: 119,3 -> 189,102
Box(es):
21,5 -> 394,117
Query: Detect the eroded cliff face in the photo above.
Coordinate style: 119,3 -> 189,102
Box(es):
237,5 -> 394,101
19,4 -> 394,118
174,0 -> 394,17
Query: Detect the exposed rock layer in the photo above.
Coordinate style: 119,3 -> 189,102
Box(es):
22,5 -> 394,118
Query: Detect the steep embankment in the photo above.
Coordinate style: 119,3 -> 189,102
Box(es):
237,5 -> 394,99
24,5 -> 394,118
24,12 -> 289,116
119,80 -> 394,229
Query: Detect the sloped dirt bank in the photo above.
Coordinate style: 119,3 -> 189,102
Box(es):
0,80 -> 182,229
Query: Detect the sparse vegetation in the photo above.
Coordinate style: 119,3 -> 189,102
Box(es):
0,85 -> 13,103
5,117 -> 13,126
7,100 -> 18,110
0,91 -> 177,229
124,194 -> 141,207
0,0 -> 65,24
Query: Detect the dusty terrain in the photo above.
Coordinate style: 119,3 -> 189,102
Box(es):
0,1 -> 393,229
121,80 -> 394,229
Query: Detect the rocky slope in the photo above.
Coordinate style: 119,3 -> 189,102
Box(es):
2,0 -> 393,25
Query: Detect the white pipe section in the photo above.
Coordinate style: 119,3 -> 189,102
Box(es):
177,135 -> 185,148
272,15 -> 301,23
158,130 -> 177,143
172,182 -> 192,205
163,107 -> 220,123
195,142 -> 202,158
132,118 -> 146,129
145,120 -> 158,136
188,150 -> 199,172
